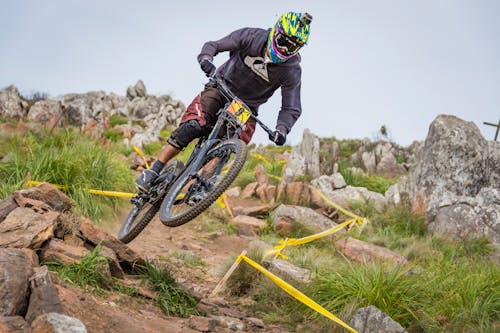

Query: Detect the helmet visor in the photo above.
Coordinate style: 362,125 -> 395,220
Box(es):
274,29 -> 304,56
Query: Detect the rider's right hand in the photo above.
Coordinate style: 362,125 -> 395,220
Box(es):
200,58 -> 216,77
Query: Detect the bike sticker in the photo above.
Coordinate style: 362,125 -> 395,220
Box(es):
227,99 -> 252,124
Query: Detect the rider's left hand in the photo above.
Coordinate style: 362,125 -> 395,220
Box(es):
269,126 -> 287,146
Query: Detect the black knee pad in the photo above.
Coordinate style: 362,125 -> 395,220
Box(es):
168,119 -> 204,150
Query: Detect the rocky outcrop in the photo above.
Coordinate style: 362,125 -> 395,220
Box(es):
283,129 -> 320,181
0,86 -> 28,119
349,305 -> 407,333
393,115 -> 500,246
0,81 -> 184,149
351,140 -> 408,177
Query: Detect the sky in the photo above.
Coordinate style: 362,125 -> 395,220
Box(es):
1,1 -> 499,146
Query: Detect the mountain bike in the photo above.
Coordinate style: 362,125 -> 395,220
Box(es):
118,75 -> 277,243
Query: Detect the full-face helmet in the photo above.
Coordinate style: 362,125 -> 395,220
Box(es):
267,12 -> 312,63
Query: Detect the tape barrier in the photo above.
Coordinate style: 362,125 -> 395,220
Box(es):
264,219 -> 360,260
133,145 -> 150,169
25,180 -> 135,199
237,253 -> 359,333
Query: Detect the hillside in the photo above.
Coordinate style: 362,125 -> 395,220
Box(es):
0,84 -> 499,333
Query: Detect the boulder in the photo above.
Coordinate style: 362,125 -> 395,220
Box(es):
39,239 -> 90,265
78,218 -> 145,271
28,100 -> 62,126
268,259 -> 313,284
335,237 -> 408,265
271,204 -> 341,234
0,86 -> 26,119
29,312 -> 87,333
315,186 -> 387,212
283,128 -> 320,181
255,164 -> 269,185
349,305 -> 407,333
241,182 -> 259,199
404,115 -> 500,246
25,266 -> 65,324
0,248 -> 35,316
230,215 -> 266,237
0,208 -> 59,249
16,183 -> 74,212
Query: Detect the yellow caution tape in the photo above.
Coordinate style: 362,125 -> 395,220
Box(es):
250,153 -> 272,167
133,145 -> 150,169
309,186 -> 369,225
25,180 -> 135,198
268,174 -> 282,181
264,219 -> 357,259
238,254 -> 358,333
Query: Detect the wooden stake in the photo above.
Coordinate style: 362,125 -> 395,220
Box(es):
210,250 -> 247,297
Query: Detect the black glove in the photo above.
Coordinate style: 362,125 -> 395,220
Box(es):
199,58 -> 216,77
269,126 -> 287,146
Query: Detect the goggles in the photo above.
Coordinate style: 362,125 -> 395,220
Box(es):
273,28 -> 304,56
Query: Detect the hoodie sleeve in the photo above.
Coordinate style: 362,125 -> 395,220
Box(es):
197,28 -> 254,63
277,67 -> 302,133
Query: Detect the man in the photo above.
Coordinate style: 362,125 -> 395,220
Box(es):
136,11 -> 312,193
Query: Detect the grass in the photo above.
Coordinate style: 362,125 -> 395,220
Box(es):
136,261 -> 200,317
0,127 -> 134,220
226,202 -> 500,333
46,247 -> 200,318
339,163 -> 394,194
109,114 -> 128,127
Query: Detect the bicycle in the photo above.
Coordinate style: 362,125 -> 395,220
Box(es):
118,75 -> 277,243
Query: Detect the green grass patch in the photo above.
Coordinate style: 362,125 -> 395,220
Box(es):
339,165 -> 393,194
0,128 -> 134,220
108,114 -> 128,127
103,128 -> 123,142
137,261 -> 200,317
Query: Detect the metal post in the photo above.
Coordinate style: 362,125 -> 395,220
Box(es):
483,120 -> 500,141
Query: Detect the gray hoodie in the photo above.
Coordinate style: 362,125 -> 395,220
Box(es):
197,27 -> 302,133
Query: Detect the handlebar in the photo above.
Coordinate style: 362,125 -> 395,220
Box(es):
208,75 -> 275,137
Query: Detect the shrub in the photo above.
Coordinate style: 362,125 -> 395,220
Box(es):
108,114 -> 128,127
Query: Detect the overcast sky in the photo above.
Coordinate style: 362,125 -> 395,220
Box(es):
1,1 -> 499,146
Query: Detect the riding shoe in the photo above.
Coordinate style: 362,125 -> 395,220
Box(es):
135,169 -> 159,193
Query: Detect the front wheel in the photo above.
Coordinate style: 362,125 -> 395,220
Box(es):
160,138 -> 247,227
118,160 -> 184,243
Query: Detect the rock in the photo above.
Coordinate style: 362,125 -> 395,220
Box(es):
406,115 -> 500,246
0,196 -> 18,224
271,204 -> 341,234
98,245 -> 125,278
361,151 -> 376,174
0,208 -> 58,249
232,204 -> 272,217
349,305 -> 407,333
0,86 -> 26,119
376,153 -> 407,177
0,248 -> 34,316
268,259 -> 313,284
283,129 -> 320,181
78,218 -> 145,271
315,186 -> 387,212
284,182 -> 310,206
134,80 -> 147,98
230,215 -> 266,237
225,187 -> 241,197
17,183 -> 74,212
0,316 -> 28,333
241,182 -> 259,199
39,238 -> 90,265
25,266 -> 65,324
211,316 -> 245,331
28,100 -> 62,126
29,313 -> 87,333
187,316 -> 217,332
335,237 -> 408,265
311,174 -> 346,193
245,317 -> 265,328
255,164 -> 269,185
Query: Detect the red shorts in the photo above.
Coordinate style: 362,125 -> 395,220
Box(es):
181,85 -> 256,144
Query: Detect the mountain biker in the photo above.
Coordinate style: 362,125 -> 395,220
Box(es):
135,11 -> 312,193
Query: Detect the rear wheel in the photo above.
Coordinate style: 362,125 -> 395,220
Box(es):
160,138 -> 247,227
118,160 -> 184,243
